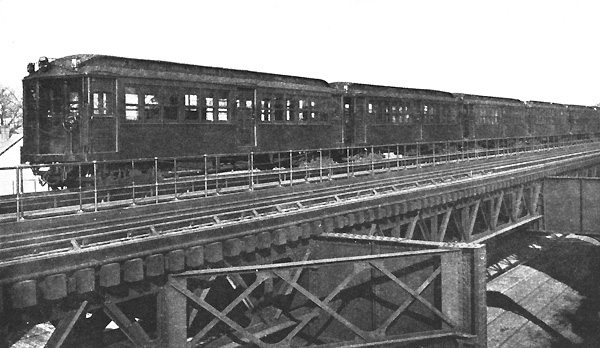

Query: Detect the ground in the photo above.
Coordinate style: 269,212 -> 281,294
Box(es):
487,233 -> 600,348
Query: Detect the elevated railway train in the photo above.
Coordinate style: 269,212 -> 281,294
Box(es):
21,54 -> 600,187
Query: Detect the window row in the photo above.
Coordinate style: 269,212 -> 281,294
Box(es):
123,86 -> 332,123
259,95 -> 330,122
124,87 -> 231,122
530,111 -> 567,125
366,99 -> 458,124
474,108 -> 500,125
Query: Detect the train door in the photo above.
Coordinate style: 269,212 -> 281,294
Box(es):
235,88 -> 255,148
88,78 -> 117,154
36,78 -> 83,156
343,96 -> 354,144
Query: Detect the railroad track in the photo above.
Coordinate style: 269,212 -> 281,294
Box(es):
2,143 -> 599,265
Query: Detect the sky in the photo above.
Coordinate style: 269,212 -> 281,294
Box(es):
0,0 -> 598,106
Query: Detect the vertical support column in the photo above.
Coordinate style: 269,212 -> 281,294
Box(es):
528,183 -> 541,216
441,251 -> 462,332
159,276 -> 188,348
471,245 -> 487,347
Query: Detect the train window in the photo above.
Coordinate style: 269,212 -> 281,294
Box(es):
125,87 -> 139,120
261,99 -> 271,121
236,98 -> 253,109
24,85 -> 36,121
286,99 -> 294,121
298,99 -> 306,121
164,92 -> 179,121
218,96 -> 228,121
185,94 -> 199,120
447,106 -> 457,124
310,100 -> 318,121
204,97 -> 214,121
382,102 -> 390,123
69,92 -> 79,116
273,96 -> 284,121
93,92 -> 112,116
201,90 -> 229,122
423,105 -> 431,124
144,94 -> 159,120
39,80 -> 62,117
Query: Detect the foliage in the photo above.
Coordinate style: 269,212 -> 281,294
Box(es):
0,84 -> 23,135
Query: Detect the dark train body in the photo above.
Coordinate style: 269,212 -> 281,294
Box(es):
21,55 -> 600,182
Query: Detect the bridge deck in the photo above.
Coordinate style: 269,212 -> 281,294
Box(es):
487,234 -> 600,347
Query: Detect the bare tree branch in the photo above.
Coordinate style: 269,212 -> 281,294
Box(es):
0,84 -> 23,134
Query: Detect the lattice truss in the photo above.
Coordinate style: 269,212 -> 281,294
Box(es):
164,250 -> 473,348
338,183 -> 542,243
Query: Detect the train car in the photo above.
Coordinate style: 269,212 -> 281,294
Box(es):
330,82 -> 460,145
456,94 -> 528,138
526,101 -> 568,136
567,104 -> 600,135
22,55 -> 342,167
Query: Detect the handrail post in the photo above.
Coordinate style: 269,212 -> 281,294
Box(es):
289,150 -> 293,187
346,147 -> 350,178
304,151 -> 309,182
278,152 -> 282,186
131,159 -> 136,206
319,149 -> 323,182
328,149 -> 333,181
155,157 -> 159,203
249,152 -> 254,191
78,164 -> 83,213
15,166 -> 21,221
370,145 -> 374,174
203,154 -> 208,197
93,161 -> 98,212
174,157 -> 179,199
214,155 -> 219,195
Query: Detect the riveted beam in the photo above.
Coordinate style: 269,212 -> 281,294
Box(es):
45,300 -> 88,348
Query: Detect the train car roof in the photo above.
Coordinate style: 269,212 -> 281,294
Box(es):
23,54 -> 335,93
526,100 -> 567,108
565,104 -> 598,110
454,93 -> 524,106
330,82 -> 456,102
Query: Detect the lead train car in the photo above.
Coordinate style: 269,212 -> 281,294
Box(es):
22,55 -> 343,166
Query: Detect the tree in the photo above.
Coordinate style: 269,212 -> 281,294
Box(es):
0,84 -> 23,136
